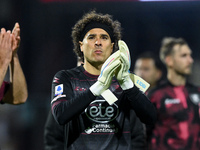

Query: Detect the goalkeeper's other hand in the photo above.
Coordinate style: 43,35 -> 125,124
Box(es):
116,40 -> 134,90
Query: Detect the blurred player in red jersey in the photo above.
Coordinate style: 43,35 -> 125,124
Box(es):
147,37 -> 200,150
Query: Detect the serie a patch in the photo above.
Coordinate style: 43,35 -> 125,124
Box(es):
55,84 -> 63,96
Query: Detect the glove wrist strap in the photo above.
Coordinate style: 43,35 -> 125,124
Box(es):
90,81 -> 104,96
120,77 -> 134,90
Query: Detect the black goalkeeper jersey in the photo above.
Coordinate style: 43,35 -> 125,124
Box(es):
51,65 -> 156,150
147,80 -> 200,150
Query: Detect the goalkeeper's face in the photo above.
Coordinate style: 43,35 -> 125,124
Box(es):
80,28 -> 114,66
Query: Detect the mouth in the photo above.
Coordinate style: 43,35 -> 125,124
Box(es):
187,64 -> 193,69
94,50 -> 102,54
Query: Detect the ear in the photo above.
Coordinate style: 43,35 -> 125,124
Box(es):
155,69 -> 162,81
165,55 -> 173,67
79,41 -> 83,52
111,42 -> 114,52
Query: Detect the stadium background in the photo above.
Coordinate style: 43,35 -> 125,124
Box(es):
0,0 -> 200,149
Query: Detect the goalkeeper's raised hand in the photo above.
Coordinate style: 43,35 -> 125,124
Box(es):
90,50 -> 121,96
116,40 -> 134,90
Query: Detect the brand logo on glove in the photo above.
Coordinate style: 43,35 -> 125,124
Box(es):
85,100 -> 119,123
136,79 -> 146,89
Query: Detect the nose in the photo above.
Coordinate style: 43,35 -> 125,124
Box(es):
188,55 -> 194,64
95,38 -> 102,46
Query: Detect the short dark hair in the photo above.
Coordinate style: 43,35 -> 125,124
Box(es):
135,51 -> 167,82
160,37 -> 187,64
71,10 -> 122,62
136,51 -> 163,71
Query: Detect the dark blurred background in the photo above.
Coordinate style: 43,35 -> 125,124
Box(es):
0,0 -> 200,149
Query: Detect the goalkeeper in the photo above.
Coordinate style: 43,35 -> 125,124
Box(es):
49,10 -> 156,150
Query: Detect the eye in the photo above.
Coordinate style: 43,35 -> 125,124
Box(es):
88,35 -> 95,39
181,53 -> 187,58
101,35 -> 109,40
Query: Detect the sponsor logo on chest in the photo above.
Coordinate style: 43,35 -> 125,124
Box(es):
164,98 -> 180,105
85,100 -> 119,123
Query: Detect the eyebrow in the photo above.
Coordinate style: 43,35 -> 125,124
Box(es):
88,33 -> 109,37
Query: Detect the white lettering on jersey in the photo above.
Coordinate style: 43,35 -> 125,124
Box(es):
84,100 -> 119,134
165,98 -> 180,105
84,124 -> 117,134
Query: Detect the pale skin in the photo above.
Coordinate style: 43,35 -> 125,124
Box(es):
165,44 -> 193,86
134,58 -> 162,90
79,28 -> 114,75
0,23 -> 28,104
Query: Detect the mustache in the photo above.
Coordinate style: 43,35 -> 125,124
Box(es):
94,47 -> 103,51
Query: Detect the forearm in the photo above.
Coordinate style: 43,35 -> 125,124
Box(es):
0,60 -> 10,102
0,66 -> 8,87
0,59 -> 10,87
4,53 -> 28,104
124,86 -> 157,125
52,90 -> 96,125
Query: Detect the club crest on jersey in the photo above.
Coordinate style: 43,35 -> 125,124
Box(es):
55,84 -> 63,96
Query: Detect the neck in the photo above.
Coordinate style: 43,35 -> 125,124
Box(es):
167,69 -> 186,86
149,83 -> 157,90
83,61 -> 103,75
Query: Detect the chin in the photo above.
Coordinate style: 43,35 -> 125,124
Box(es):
183,71 -> 191,76
93,60 -> 104,66
186,72 -> 192,75
95,58 -> 105,63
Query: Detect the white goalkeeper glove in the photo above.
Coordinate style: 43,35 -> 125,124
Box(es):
116,40 -> 134,90
90,50 -> 121,96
